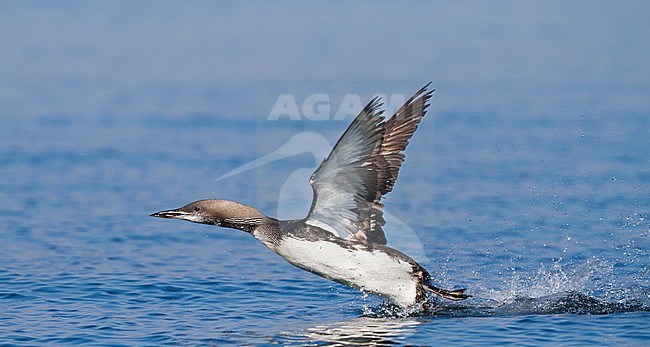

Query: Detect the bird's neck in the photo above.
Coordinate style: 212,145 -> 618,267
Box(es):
218,217 -> 271,233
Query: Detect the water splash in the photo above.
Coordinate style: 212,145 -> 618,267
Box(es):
360,257 -> 649,318
483,258 -> 611,303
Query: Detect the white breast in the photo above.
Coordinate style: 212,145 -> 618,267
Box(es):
274,237 -> 419,307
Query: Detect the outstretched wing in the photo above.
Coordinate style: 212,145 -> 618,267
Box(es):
305,84 -> 433,246
304,97 -> 385,241
365,83 -> 432,244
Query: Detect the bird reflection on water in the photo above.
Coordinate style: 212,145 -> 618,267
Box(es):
280,317 -> 421,346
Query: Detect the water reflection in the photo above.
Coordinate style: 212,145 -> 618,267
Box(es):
283,317 -> 420,346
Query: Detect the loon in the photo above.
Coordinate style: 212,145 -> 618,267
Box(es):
151,83 -> 469,308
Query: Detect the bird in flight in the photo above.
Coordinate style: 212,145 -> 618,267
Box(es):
151,83 -> 469,309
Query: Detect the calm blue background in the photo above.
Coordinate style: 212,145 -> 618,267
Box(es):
1,1 -> 649,345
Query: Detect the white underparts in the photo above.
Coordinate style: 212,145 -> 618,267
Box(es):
274,237 -> 419,307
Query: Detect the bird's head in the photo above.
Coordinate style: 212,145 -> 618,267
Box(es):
150,199 -> 267,231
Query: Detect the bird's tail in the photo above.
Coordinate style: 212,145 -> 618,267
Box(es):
423,283 -> 470,301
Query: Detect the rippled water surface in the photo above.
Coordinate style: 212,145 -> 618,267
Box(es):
1,112 -> 648,345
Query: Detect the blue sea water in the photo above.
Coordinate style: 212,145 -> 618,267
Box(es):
0,110 -> 648,346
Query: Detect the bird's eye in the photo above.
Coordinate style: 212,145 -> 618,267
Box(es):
193,206 -> 201,212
